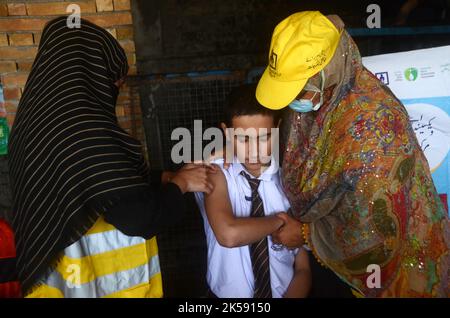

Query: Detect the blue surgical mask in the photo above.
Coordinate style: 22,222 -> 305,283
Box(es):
289,70 -> 325,113
289,98 -> 315,112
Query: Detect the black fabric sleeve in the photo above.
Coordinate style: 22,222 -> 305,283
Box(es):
104,170 -> 186,239
148,169 -> 163,188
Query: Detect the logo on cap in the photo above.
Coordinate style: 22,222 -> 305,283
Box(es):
269,50 -> 278,70
306,50 -> 327,71
268,50 -> 281,78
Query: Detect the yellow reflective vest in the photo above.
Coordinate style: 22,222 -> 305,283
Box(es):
26,216 -> 163,298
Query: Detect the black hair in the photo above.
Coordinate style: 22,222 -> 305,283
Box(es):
223,83 -> 281,127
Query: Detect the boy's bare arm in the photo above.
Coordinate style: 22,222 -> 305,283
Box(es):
204,168 -> 284,248
284,248 -> 312,298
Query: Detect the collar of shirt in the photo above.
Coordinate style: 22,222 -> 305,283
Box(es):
229,156 -> 279,182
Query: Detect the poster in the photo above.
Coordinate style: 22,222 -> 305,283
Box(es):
363,46 -> 450,214
0,84 -> 8,155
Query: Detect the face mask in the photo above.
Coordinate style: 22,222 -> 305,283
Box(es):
288,95 -> 317,113
289,70 -> 325,113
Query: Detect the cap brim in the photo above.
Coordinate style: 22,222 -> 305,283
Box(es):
256,67 -> 307,110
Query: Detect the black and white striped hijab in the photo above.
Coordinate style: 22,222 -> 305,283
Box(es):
8,16 -> 150,292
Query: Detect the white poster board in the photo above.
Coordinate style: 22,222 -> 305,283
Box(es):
363,46 -> 450,214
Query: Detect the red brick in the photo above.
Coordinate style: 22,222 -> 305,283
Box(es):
7,3 -> 27,16
84,12 -> 132,28
0,46 -> 37,60
1,73 -> 29,87
0,18 -> 50,32
118,83 -> 129,91
8,33 -> 34,46
115,105 -> 125,117
116,27 -> 133,40
6,113 -> 16,127
119,40 -> 135,53
26,2 -> 97,16
0,4 -> 8,17
0,103 -> 5,117
5,100 -> 19,113
33,33 -> 41,45
128,65 -> 137,75
113,0 -> 131,11
126,53 -> 135,65
0,61 -> 17,73
16,60 -> 33,72
96,0 -> 114,12
0,33 -> 9,46
118,118 -> 131,129
2,87 -> 21,100
125,106 -> 133,116
116,95 -> 130,105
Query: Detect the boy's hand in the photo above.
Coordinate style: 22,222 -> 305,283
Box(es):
272,213 -> 304,248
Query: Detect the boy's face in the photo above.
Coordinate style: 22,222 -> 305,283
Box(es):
222,114 -> 277,174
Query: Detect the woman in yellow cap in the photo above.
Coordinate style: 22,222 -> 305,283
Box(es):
257,11 -> 449,297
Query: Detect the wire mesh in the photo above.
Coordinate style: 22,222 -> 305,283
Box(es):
137,71 -> 248,296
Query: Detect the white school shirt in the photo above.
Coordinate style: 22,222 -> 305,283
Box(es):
195,157 -> 296,298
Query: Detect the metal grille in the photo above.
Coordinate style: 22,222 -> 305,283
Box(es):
138,72 -> 247,296
140,73 -> 246,170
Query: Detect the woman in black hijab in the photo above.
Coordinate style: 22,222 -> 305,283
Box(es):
8,16 -> 213,297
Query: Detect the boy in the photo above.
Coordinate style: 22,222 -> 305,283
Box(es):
195,84 -> 311,298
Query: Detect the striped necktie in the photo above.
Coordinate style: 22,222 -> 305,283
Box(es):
240,171 -> 272,298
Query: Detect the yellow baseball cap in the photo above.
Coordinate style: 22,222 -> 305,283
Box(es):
256,11 -> 342,110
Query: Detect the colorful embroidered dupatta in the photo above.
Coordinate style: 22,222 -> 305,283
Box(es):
281,30 -> 449,297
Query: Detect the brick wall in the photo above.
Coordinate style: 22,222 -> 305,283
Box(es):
0,0 -> 145,144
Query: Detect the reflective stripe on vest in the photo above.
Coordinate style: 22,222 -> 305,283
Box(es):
27,217 -> 163,298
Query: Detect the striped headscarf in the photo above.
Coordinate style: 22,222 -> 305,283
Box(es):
8,17 -> 150,292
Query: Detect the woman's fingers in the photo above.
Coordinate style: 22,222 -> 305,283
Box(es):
183,162 -> 218,174
171,164 -> 216,193
202,181 -> 214,195
181,163 -> 195,170
199,169 -> 214,194
184,166 -> 214,193
204,163 -> 219,174
194,161 -> 219,174
192,179 -> 213,194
